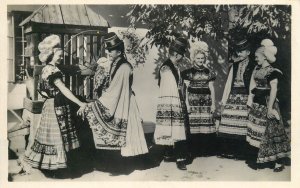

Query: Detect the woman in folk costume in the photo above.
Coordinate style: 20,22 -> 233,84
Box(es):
18,35 -> 87,174
78,32 -> 148,157
181,41 -> 217,157
246,39 -> 290,172
154,37 -> 189,170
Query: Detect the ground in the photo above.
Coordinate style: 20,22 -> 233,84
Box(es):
8,145 -> 291,181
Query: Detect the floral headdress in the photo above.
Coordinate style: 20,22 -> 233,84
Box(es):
190,41 -> 209,61
256,39 -> 277,63
38,35 -> 61,63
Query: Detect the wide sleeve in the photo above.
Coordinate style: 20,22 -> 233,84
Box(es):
267,69 -> 283,83
45,66 -> 64,87
99,63 -> 132,119
221,66 -> 233,105
56,64 -> 80,76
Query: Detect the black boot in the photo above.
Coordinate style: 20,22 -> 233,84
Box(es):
163,146 -> 175,162
176,160 -> 187,170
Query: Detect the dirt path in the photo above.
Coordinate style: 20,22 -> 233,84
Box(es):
9,155 -> 290,181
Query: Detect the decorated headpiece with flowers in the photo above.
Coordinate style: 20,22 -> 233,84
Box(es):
38,35 -> 61,63
190,41 -> 209,61
256,39 -> 277,63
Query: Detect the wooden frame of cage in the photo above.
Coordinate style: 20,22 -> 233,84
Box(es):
22,24 -> 108,113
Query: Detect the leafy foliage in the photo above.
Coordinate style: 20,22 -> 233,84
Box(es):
128,5 -> 228,46
118,28 -> 147,67
127,5 -> 230,114
127,4 -> 291,57
228,5 -> 291,39
126,4 -> 291,117
127,5 -> 230,75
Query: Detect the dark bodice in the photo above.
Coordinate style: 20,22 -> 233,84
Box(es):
39,64 -> 63,98
181,67 -> 216,94
252,65 -> 282,105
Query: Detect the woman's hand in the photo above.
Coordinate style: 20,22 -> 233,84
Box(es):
220,104 -> 225,114
77,102 -> 88,119
186,104 -> 191,114
267,108 -> 275,119
97,57 -> 108,65
247,105 -> 251,114
210,104 -> 216,113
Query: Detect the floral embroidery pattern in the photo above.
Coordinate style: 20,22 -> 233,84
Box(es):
85,100 -> 127,149
55,105 -> 80,152
31,139 -> 57,155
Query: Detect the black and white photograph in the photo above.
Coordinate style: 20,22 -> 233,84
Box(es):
2,0 -> 300,185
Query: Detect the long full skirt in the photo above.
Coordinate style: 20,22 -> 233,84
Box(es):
188,92 -> 215,134
218,93 -> 249,139
20,99 -> 68,170
247,102 -> 290,163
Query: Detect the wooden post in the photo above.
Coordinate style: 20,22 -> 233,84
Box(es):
93,35 -> 98,61
60,34 -> 65,83
100,36 -> 105,57
84,35 -> 91,99
84,35 -> 91,65
24,33 -> 32,99
71,35 -> 77,94
64,34 -> 71,89
78,35 -> 84,97
92,35 -> 100,99
96,35 -> 101,58
89,35 -> 94,99
31,33 -> 40,101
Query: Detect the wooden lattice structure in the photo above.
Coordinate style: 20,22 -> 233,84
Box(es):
19,5 -> 110,114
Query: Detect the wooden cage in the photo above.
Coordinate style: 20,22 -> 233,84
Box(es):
19,5 -> 110,114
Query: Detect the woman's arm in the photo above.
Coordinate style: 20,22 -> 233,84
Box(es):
246,70 -> 256,108
209,81 -> 216,113
54,79 -> 86,107
267,79 -> 278,119
184,80 -> 190,113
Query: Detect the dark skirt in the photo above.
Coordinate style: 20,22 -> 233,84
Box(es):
247,100 -> 290,163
